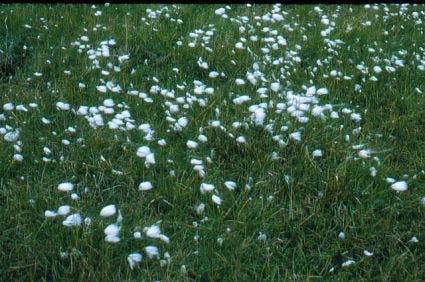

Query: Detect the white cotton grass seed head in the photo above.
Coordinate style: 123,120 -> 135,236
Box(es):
3,103 -> 14,111
200,183 -> 215,194
224,181 -> 236,191
316,88 -> 329,95
186,140 -> 199,149
144,225 -> 161,238
58,182 -> 74,192
236,136 -> 246,143
104,223 -> 120,243
56,102 -> 70,111
145,246 -> 159,259
391,181 -> 408,192
312,149 -> 323,158
103,222 -> 122,239
235,78 -> 245,85
363,250 -> 373,257
62,213 -> 82,227
4,131 -> 20,142
84,217 -> 92,226
370,167 -> 377,177
177,117 -> 188,127
13,154 -> 24,162
16,105 -> 28,112
289,131 -> 302,142
145,153 -> 156,165
57,205 -> 71,216
270,82 -> 280,92
373,66 -> 382,73
342,260 -> 355,267
100,204 -> 116,217
159,234 -> 170,244
196,203 -> 205,214
139,181 -> 153,191
45,210 -> 58,218
198,134 -> 208,143
212,194 -> 222,205
385,177 -> 396,183
134,231 -> 142,239
305,86 -> 319,98
233,95 -> 251,105
136,146 -> 151,157
358,149 -> 371,158
209,71 -> 219,78
215,7 -> 226,15
127,253 -> 142,270
409,236 -> 419,243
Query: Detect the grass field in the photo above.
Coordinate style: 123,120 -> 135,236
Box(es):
1,3 -> 425,281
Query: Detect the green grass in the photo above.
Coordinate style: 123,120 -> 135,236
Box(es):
1,3 -> 425,281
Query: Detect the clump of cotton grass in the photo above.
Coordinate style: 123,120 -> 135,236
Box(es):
4,130 -> 20,142
235,78 -> 245,85
369,166 -> 377,177
100,204 -> 116,217
200,183 -> 215,194
145,153 -> 156,166
62,213 -> 82,227
160,252 -> 172,267
236,136 -> 246,143
316,87 -> 329,95
195,203 -> 205,214
390,181 -> 408,191
289,131 -> 302,142
215,7 -> 226,16
251,107 -> 266,126
138,181 -> 153,191
270,82 -> 280,92
145,245 -> 159,259
45,210 -> 58,218
358,149 -> 371,158
198,134 -> 208,143
312,149 -> 323,158
57,205 -> 71,216
144,224 -> 170,243
409,236 -> 419,243
363,250 -> 373,257
224,181 -> 236,191
127,253 -> 142,270
341,259 -> 355,267
212,194 -> 222,205
144,224 -> 161,238
186,140 -> 199,149
209,71 -> 219,78
385,177 -> 395,183
56,101 -> 70,111
13,154 -> 24,162
3,102 -> 14,111
104,223 -> 120,243
136,146 -> 155,166
233,95 -> 251,105
58,182 -> 74,192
